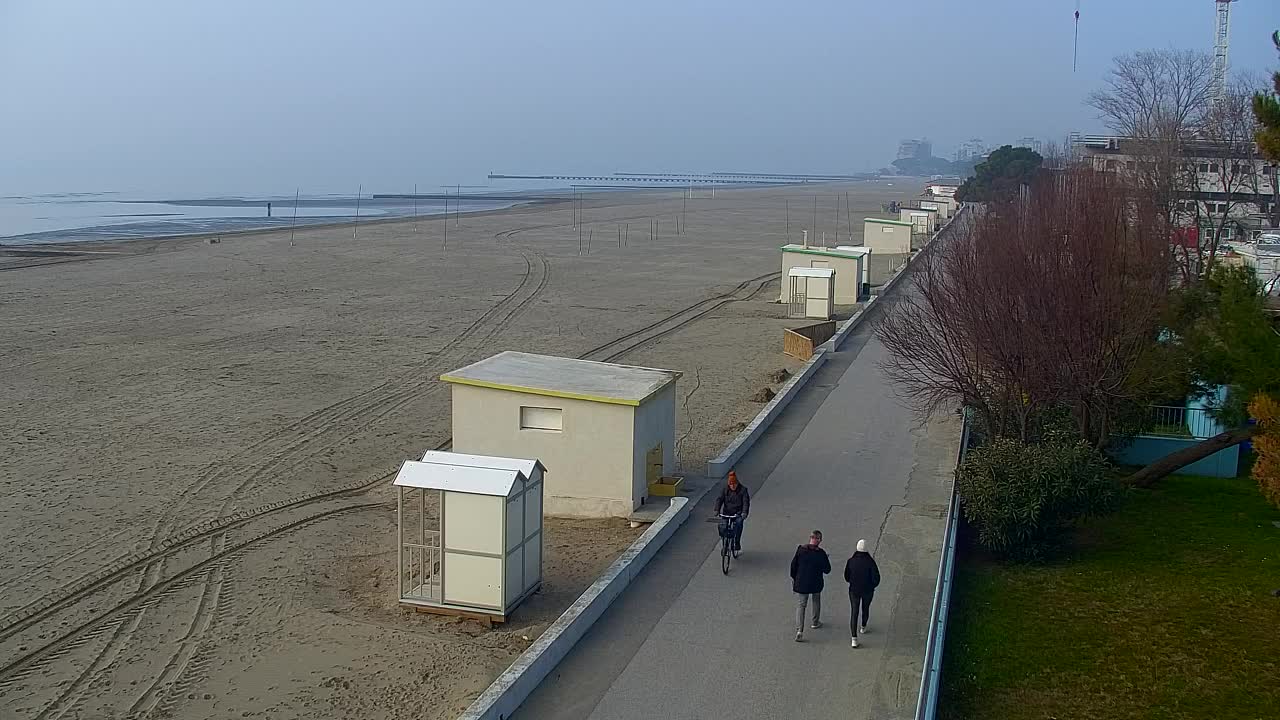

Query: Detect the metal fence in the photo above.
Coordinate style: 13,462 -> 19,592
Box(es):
1144,405 -> 1222,440
914,409 -> 971,720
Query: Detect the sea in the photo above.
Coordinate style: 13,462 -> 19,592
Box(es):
0,190 -> 549,246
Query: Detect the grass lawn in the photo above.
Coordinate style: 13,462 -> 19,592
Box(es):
940,474 -> 1280,720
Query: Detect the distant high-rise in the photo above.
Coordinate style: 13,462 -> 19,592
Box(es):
1017,137 -> 1044,154
954,138 -> 987,162
897,138 -> 933,161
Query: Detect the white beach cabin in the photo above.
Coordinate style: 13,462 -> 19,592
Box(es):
778,244 -> 868,304
786,266 -> 836,319
443,352 -> 680,518
394,450 -> 545,622
862,218 -> 914,254
899,206 -> 938,234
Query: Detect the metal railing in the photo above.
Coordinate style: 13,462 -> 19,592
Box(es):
402,532 -> 442,602
915,409 -> 971,720
1143,405 -> 1223,440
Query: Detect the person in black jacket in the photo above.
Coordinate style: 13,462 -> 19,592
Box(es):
713,470 -> 750,552
789,530 -> 831,642
844,538 -> 881,648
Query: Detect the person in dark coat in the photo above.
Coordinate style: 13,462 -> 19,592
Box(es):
789,530 -> 831,642
713,470 -> 750,552
844,538 -> 881,648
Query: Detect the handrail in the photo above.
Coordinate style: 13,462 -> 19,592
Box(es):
914,409 -> 971,720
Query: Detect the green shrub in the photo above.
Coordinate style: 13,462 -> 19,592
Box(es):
957,438 -> 1116,561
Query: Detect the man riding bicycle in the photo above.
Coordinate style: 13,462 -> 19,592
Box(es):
713,470 -> 751,552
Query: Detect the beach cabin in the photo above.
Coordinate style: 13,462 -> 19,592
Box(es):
899,206 -> 938,234
778,244 -> 867,304
394,451 -> 545,622
443,351 -> 680,518
786,267 -> 836,320
919,196 -> 955,220
862,218 -> 913,254
925,182 -> 960,198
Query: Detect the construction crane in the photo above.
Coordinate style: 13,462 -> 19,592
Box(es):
1212,0 -> 1237,103
1073,1 -> 1080,72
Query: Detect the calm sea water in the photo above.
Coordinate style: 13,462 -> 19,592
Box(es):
0,192 -> 532,246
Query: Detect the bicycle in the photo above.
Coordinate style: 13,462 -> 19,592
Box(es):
718,513 -> 741,574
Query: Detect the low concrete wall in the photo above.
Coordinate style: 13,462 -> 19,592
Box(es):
1110,436 -> 1241,478
458,496 -> 691,720
706,348 -> 830,478
708,206 -> 970,480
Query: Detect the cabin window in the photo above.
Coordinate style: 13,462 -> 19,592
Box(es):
520,406 -> 563,431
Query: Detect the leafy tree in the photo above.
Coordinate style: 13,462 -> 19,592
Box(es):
956,438 -> 1115,562
1252,31 -> 1280,227
1249,393 -> 1280,507
1128,265 -> 1280,487
954,145 -> 1043,203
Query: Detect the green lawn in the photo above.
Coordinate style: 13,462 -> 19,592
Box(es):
940,474 -> 1280,720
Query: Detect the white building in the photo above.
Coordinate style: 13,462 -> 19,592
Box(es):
393,451 -> 545,622
442,352 -> 680,518
862,218 -> 914,254
899,206 -> 938,234
919,195 -> 956,220
778,243 -> 868,304
925,182 -> 960,198
785,267 -> 836,320
1072,135 -> 1277,241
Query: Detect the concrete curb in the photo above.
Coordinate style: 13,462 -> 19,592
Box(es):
705,347 -> 830,478
704,205 -> 969,481
458,496 -> 691,720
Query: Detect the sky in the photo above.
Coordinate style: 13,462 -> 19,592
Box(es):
1,0 -> 1277,196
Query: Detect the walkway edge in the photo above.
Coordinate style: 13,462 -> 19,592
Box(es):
705,208 -> 969,481
706,348 -> 829,478
458,496 -> 691,720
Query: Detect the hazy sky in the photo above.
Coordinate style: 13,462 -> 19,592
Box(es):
2,0 -> 1277,196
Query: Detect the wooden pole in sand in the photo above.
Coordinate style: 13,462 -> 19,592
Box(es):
456,183 -> 460,226
845,191 -> 853,243
353,184 -> 362,239
289,188 -> 299,246
443,194 -> 448,251
412,183 -> 418,232
833,195 -> 839,245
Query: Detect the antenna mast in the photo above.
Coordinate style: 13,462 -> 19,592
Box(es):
1212,0 -> 1236,103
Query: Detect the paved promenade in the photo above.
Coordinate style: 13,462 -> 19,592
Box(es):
515,291 -> 961,720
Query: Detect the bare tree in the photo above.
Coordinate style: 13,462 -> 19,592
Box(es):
878,168 -> 1172,447
1088,49 -> 1213,142
1087,50 -> 1213,261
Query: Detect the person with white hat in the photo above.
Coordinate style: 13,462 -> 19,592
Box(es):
843,539 -> 881,648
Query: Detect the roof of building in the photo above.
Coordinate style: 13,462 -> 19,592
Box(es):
900,205 -> 938,212
834,245 -> 872,255
393,458 -> 529,496
441,351 -> 680,406
780,243 -> 870,258
420,450 -> 545,479
864,217 -> 914,227
787,267 -> 836,278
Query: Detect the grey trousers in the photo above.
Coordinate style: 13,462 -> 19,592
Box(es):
795,592 -> 821,631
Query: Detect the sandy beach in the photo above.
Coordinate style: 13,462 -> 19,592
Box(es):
0,180 -> 916,719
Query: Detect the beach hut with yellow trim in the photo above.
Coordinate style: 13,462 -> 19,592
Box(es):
442,351 -> 681,518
